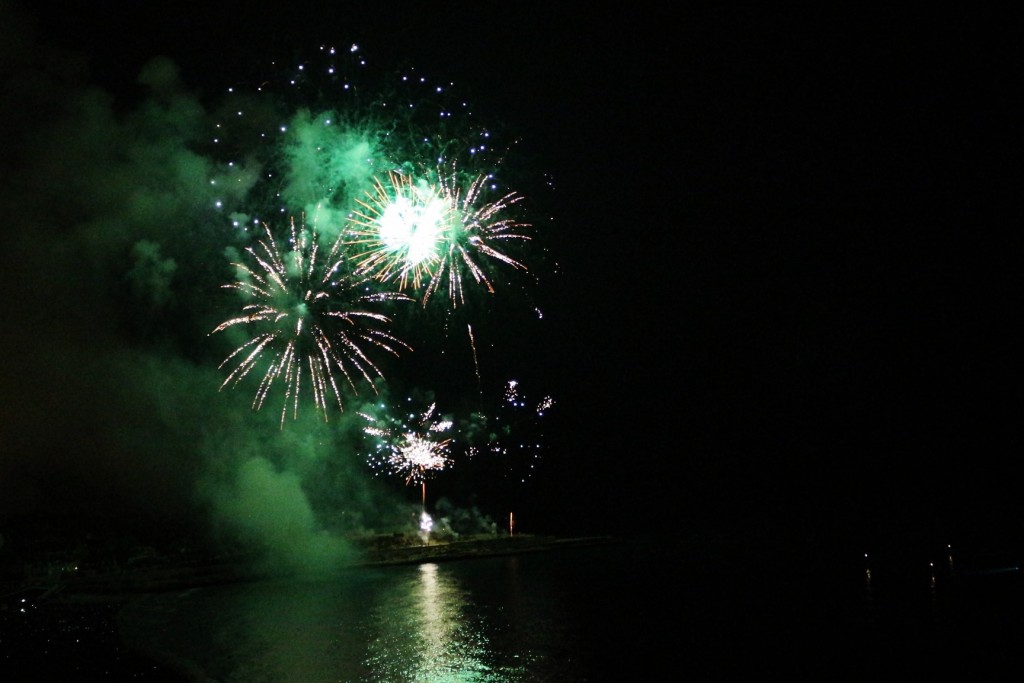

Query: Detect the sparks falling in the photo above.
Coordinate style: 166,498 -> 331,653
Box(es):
211,215 -> 412,425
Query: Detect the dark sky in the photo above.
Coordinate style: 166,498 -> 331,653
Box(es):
1,2 -> 1019,555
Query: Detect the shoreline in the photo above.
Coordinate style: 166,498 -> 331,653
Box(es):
4,533 -> 620,602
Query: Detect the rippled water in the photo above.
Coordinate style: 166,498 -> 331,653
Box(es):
117,538 -> 1024,681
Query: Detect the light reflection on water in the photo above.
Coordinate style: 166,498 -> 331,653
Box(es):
364,562 -> 508,682
119,551 -> 580,682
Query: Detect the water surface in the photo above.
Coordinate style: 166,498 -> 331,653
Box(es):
118,538 -> 1024,681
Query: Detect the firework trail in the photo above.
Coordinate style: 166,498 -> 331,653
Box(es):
211,215 -> 412,425
467,323 -> 481,388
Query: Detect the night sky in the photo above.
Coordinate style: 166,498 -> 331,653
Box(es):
0,2 -> 1018,561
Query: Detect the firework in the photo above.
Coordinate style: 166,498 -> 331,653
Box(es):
360,399 -> 454,507
345,163 -> 531,308
344,170 -> 449,291
211,215 -> 412,425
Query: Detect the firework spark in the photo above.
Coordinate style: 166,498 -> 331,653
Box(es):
345,164 -> 531,307
211,215 -> 412,425
463,379 -> 555,485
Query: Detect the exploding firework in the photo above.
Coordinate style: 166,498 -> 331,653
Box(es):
344,163 -> 531,307
211,215 -> 412,425
360,398 -> 454,507
344,170 -> 448,292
